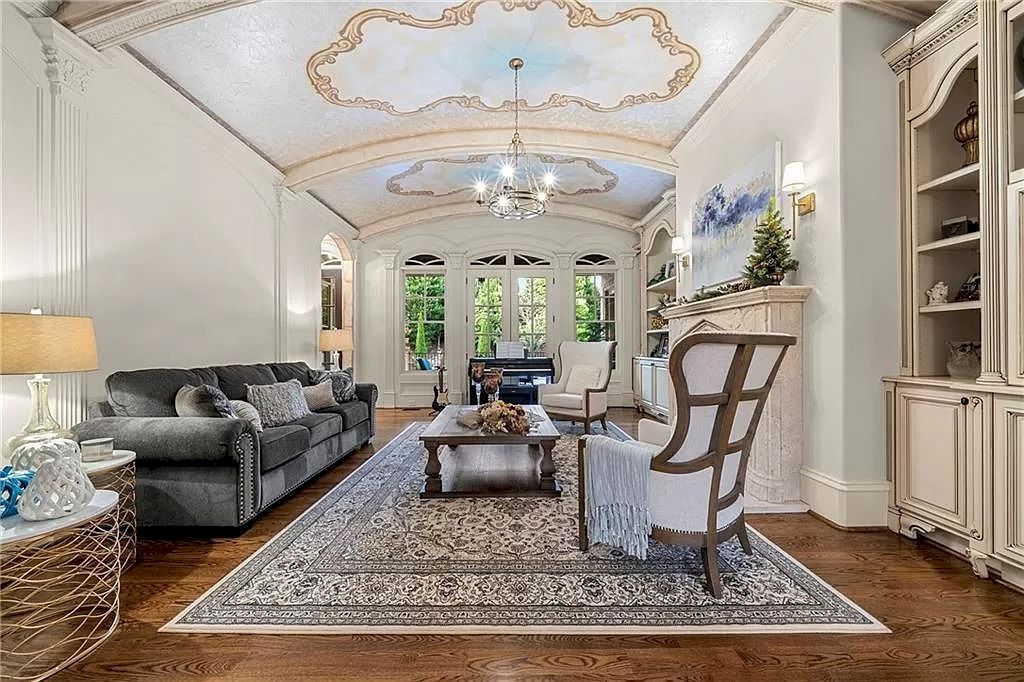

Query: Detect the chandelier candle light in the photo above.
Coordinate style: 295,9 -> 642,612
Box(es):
475,57 -> 556,220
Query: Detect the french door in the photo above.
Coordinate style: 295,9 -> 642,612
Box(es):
470,270 -> 551,358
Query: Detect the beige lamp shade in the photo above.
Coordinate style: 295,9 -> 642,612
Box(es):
319,327 -> 353,352
0,313 -> 99,375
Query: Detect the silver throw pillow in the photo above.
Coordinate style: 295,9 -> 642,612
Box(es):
228,399 -> 264,433
175,384 -> 235,418
312,367 -> 357,403
245,379 -> 311,427
302,380 -> 337,411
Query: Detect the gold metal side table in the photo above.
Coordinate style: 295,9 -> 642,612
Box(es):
82,450 -> 136,573
0,490 -> 121,681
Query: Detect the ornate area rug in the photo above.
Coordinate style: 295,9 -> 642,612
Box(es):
164,422 -> 886,634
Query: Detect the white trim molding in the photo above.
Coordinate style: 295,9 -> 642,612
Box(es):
800,467 -> 890,528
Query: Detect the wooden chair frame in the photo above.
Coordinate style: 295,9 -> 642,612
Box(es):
542,341 -> 617,434
578,331 -> 795,596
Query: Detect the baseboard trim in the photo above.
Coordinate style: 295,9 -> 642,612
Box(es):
807,510 -> 887,532
800,468 -> 889,528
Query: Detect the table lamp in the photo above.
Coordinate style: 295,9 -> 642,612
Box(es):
319,327 -> 352,370
0,311 -> 98,455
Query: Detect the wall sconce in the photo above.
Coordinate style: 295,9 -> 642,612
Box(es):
671,237 -> 691,267
781,162 -> 816,239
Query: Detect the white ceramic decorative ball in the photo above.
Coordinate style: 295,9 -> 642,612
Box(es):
9,438 -> 82,472
17,449 -> 95,521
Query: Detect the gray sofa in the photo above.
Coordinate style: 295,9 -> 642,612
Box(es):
73,361 -> 376,529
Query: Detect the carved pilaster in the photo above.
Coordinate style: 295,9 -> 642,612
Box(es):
274,186 -> 298,361
977,1 -> 1007,385
28,19 -> 106,429
378,249 -> 400,270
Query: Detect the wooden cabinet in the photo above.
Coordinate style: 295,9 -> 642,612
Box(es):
993,397 -> 1024,578
895,385 -> 987,541
1008,179 -> 1024,386
633,357 -> 669,420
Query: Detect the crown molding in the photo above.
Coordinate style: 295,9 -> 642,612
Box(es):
14,1 -> 60,18
29,18 -> 110,97
882,0 -> 977,74
54,1 -> 256,50
845,1 -> 934,24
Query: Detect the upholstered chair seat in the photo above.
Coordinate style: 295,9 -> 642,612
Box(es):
578,331 -> 796,596
538,341 -> 616,433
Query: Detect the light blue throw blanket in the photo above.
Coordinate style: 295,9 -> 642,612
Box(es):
583,435 -> 659,560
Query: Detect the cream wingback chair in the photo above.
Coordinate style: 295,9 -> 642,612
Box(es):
538,341 -> 616,434
578,331 -> 796,597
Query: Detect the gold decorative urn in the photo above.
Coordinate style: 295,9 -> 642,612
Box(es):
953,101 -> 979,167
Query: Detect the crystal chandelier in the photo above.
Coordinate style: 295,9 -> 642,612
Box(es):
474,57 -> 555,220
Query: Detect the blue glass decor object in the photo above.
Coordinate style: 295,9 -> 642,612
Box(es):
0,466 -> 36,519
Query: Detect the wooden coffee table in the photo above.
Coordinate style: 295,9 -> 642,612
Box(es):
419,404 -> 561,499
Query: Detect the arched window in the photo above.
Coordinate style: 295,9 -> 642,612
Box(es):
321,234 -> 355,366
404,253 -> 445,267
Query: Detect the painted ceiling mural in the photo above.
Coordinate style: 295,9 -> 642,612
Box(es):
307,0 -> 701,115
314,157 -> 673,229
124,0 -> 789,229
386,154 -> 618,198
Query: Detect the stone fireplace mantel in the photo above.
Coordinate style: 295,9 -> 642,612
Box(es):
661,285 -> 811,504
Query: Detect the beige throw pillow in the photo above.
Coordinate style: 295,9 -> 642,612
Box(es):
564,365 -> 603,395
302,380 -> 338,411
229,399 -> 264,433
245,379 -> 311,428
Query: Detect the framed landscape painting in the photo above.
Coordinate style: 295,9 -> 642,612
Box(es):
691,143 -> 779,289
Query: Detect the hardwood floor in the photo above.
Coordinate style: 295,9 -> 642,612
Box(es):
57,408 -> 1024,681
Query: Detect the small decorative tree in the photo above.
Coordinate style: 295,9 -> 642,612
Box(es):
743,196 -> 798,287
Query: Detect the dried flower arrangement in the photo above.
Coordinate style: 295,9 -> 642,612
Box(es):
456,401 -> 536,435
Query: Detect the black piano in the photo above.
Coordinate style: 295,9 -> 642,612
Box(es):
467,356 -> 555,405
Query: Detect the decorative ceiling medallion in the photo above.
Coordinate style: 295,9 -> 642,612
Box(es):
386,154 -> 618,198
306,0 -> 701,116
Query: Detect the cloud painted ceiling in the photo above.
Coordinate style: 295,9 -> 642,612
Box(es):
126,1 -> 787,229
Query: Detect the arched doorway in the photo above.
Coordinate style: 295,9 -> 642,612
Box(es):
321,234 -> 355,367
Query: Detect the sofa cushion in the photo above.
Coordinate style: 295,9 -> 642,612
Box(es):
107,368 -> 215,417
315,400 -> 369,430
267,362 -> 315,387
211,364 -> 276,400
229,399 -> 263,433
290,413 -> 343,447
541,392 -> 584,411
302,380 -> 337,411
175,384 -> 235,418
311,367 -> 357,403
258,425 -> 310,473
246,379 -> 311,428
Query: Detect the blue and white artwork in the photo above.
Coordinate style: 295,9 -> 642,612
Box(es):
692,144 -> 778,289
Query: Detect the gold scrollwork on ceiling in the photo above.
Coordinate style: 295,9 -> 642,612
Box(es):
306,0 -> 701,116
385,154 -> 619,197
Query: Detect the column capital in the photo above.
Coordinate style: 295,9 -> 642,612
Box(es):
447,252 -> 466,269
30,18 -> 107,98
618,252 -> 637,269
554,253 -> 573,270
378,249 -> 400,270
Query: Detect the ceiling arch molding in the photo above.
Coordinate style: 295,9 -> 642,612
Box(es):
284,129 -> 676,191
356,202 -> 634,241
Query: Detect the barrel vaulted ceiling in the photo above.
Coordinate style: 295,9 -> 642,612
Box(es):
73,0 -> 799,231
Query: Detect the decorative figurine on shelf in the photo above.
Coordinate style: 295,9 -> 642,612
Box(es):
650,315 -> 667,330
926,281 -> 949,306
954,273 -> 981,302
953,101 -> 979,167
0,466 -> 35,518
947,341 -> 982,379
482,369 -> 503,403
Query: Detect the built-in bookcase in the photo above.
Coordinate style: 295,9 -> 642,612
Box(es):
643,229 -> 674,357
911,57 -> 981,377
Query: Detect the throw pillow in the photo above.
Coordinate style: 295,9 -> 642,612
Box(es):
302,380 -> 338,411
312,367 -> 357,403
175,384 -> 235,418
228,399 -> 264,433
564,365 -> 603,395
245,379 -> 311,427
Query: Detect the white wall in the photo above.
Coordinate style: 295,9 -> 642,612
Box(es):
670,7 -> 908,524
1,7 -> 354,444
357,217 -> 639,408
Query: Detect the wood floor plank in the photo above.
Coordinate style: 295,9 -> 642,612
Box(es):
51,407 -> 1024,680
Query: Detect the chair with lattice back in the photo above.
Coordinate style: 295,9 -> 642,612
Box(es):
578,331 -> 796,596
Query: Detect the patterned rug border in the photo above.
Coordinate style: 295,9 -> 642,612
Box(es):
162,422 -> 888,635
